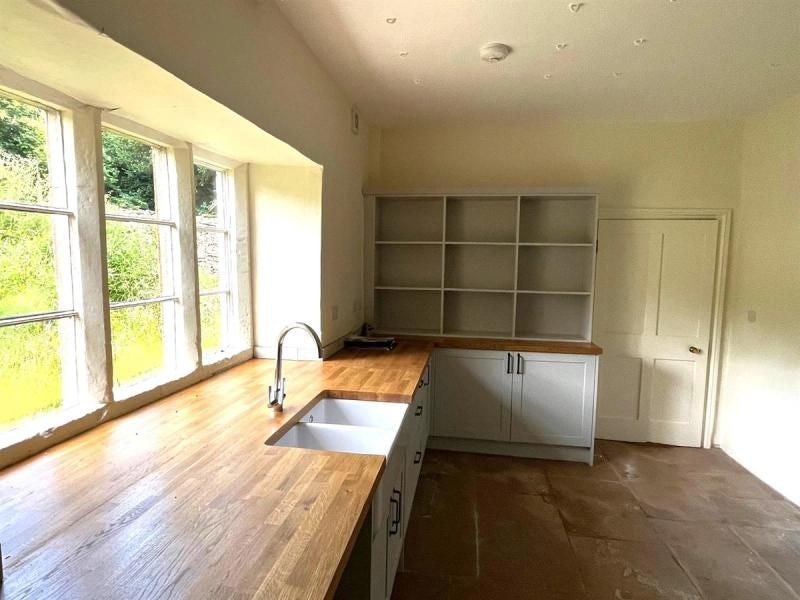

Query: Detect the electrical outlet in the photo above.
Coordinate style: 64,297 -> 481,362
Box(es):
331,305 -> 339,321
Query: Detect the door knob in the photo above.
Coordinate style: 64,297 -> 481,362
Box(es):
689,346 -> 702,354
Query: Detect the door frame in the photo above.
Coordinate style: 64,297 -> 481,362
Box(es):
596,208 -> 731,448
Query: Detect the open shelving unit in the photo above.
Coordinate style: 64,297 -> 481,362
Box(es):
365,191 -> 598,342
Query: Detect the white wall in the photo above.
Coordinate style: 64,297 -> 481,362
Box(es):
249,165 -> 324,357
376,112 -> 800,504
57,0 -> 371,345
375,119 -> 742,209
717,94 -> 800,506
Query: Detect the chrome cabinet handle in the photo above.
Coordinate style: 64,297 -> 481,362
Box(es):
507,353 -> 513,374
516,353 -> 523,375
689,346 -> 702,354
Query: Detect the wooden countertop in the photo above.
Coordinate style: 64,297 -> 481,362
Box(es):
396,335 -> 603,355
0,342 -> 432,600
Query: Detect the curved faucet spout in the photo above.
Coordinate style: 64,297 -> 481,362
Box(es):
268,322 -> 323,412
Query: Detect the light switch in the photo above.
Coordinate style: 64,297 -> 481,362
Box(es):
747,310 -> 757,323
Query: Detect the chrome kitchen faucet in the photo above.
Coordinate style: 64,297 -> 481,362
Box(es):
268,322 -> 323,412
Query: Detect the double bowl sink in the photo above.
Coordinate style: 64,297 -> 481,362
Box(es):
271,398 -> 407,457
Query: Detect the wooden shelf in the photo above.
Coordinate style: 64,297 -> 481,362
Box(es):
518,242 -> 594,247
376,196 -> 444,242
515,293 -> 591,341
375,241 -> 442,245
443,291 -> 514,338
444,241 -> 516,246
445,288 -> 515,293
517,245 -> 594,293
376,243 -> 442,288
445,196 -> 517,243
375,286 -> 440,291
517,290 -> 592,295
368,191 -> 597,342
374,289 -> 441,334
444,244 -> 515,291
519,196 -> 596,245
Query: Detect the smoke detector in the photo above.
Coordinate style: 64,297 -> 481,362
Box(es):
480,43 -> 512,63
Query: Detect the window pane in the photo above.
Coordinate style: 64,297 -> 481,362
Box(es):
196,230 -> 225,291
194,164 -> 219,221
0,319 -> 67,427
102,129 -> 164,218
0,209 -> 71,316
0,95 -> 55,206
200,293 -> 226,355
110,303 -> 166,386
106,220 -> 170,302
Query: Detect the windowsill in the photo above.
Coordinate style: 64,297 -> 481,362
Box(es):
112,366 -> 191,403
0,401 -> 106,453
202,346 -> 243,367
0,347 -> 253,469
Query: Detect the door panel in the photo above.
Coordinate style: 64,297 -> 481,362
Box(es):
511,353 -> 595,447
597,356 -> 642,420
657,221 -> 717,337
432,350 -> 512,441
594,219 -> 718,446
593,227 -> 655,335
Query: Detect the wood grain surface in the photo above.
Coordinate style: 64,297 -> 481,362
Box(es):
396,335 -> 603,355
0,343 -> 432,600
0,337 -> 598,599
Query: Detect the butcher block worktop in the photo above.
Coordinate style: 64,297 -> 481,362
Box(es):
0,342 -> 433,600
0,337 -> 600,599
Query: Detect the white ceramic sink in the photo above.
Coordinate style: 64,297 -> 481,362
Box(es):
273,422 -> 396,456
300,398 -> 407,430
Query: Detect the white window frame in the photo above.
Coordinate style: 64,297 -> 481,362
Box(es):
193,149 -> 251,363
0,90 -> 81,422
0,73 -> 252,461
101,125 -> 184,392
194,160 -> 235,360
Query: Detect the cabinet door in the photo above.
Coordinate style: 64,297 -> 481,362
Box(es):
432,349 -> 512,441
511,353 -> 596,447
385,466 -> 404,598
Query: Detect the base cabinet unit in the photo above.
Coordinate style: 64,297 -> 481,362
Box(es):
432,349 -> 512,441
431,348 -> 598,464
511,352 -> 596,447
367,363 -> 431,600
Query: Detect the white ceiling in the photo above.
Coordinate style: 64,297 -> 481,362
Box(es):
277,0 -> 800,126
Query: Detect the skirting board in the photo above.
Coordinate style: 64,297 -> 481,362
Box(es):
428,436 -> 594,465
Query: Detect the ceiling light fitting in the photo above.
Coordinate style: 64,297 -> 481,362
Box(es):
385,17 -> 396,24
556,43 -> 568,51
400,51 -> 409,57
634,38 -> 647,46
480,43 -> 512,63
569,3 -> 583,13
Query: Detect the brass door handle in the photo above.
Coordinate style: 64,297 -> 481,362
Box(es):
689,346 -> 702,354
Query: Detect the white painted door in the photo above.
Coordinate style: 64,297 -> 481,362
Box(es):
511,353 -> 596,447
593,219 -> 718,446
432,349 -> 512,441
